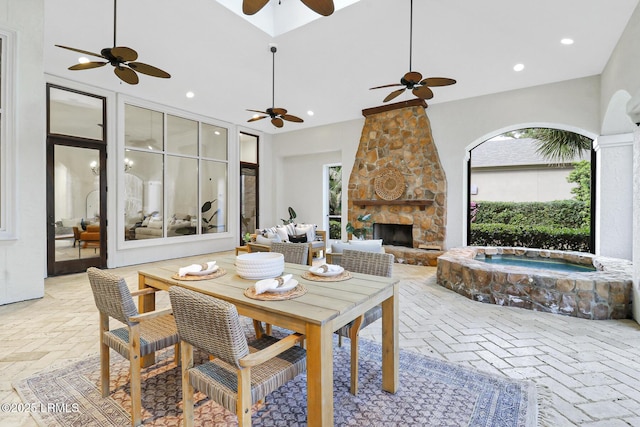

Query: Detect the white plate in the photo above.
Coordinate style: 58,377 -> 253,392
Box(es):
256,278 -> 298,293
186,265 -> 219,276
309,265 -> 344,277
239,271 -> 284,280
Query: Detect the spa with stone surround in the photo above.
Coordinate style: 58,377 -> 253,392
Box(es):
437,247 -> 633,320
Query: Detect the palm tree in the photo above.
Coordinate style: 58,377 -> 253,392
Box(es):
520,128 -> 592,163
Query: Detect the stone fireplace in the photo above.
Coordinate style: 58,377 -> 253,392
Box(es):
347,99 -> 447,266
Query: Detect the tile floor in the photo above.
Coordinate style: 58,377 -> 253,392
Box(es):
1,251 -> 640,426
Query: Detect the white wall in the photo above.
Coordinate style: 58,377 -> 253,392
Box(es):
471,167 -> 578,202
0,0 -> 46,304
273,77 -> 601,251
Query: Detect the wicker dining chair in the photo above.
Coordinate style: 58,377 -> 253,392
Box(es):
270,242 -> 309,265
336,249 -> 394,395
87,267 -> 180,427
169,286 -> 307,427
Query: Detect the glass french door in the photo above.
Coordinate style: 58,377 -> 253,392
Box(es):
46,85 -> 106,276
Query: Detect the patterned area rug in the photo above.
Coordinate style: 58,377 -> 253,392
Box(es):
14,333 -> 545,426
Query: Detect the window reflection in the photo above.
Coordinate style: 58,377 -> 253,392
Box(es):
200,160 -> 227,233
124,150 -> 164,240
123,102 -> 228,241
166,156 -> 197,237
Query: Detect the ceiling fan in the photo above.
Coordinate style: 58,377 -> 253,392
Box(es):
243,0 -> 334,16
370,0 -> 456,103
247,46 -> 304,128
55,0 -> 170,85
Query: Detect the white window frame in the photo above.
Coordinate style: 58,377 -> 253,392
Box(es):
0,28 -> 17,240
118,96 -> 232,247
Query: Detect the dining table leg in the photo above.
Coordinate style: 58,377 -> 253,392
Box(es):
381,287 -> 399,393
306,322 -> 334,427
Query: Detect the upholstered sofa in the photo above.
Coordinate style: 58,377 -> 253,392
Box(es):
248,223 -> 326,265
326,239 -> 385,265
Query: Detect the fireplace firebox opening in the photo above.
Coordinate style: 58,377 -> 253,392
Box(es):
373,223 -> 413,248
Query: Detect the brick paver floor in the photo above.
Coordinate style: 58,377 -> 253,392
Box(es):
1,253 -> 639,426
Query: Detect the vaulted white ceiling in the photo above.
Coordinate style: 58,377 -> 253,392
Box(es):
44,0 -> 639,134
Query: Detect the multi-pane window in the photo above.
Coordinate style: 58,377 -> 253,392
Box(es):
123,103 -> 229,241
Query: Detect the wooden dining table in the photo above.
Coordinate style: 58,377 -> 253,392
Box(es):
137,254 -> 399,427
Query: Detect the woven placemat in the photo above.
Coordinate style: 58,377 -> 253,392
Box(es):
301,270 -> 352,282
171,268 -> 227,281
244,284 -> 307,300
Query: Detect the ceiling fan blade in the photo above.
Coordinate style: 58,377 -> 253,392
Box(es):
271,108 -> 288,116
55,44 -> 106,59
243,0 -> 270,15
247,109 -> 270,115
384,88 -> 406,102
412,85 -> 434,100
282,114 -> 304,123
114,66 -> 139,85
301,0 -> 335,16
127,62 -> 171,78
271,117 -> 284,128
370,83 -> 405,90
247,115 -> 268,122
403,71 -> 423,84
68,61 -> 108,70
420,77 -> 457,87
110,46 -> 138,62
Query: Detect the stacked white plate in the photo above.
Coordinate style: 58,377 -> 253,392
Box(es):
236,252 -> 285,279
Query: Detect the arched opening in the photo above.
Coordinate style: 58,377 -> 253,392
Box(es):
466,126 -> 595,253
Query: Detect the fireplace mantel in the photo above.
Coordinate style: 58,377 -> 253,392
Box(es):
352,200 -> 433,211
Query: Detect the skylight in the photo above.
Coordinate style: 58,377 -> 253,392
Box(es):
216,0 -> 360,36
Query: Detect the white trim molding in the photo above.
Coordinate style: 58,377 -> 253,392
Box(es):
0,27 -> 17,240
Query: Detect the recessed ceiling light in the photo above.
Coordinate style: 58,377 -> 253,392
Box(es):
78,57 -> 90,64
186,91 -> 195,98
561,38 -> 574,45
307,110 -> 314,116
214,131 -> 220,135
513,63 -> 525,72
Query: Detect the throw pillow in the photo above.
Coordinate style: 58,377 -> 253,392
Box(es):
288,233 -> 308,243
275,225 -> 290,242
256,234 -> 281,246
331,241 -> 350,254
295,224 -> 316,242
350,239 -> 383,246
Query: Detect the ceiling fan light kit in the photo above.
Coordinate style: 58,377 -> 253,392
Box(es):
370,0 -> 456,103
246,46 -> 304,128
56,0 -> 170,85
243,0 -> 335,16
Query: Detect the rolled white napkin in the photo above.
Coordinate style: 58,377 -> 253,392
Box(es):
317,264 -> 341,273
178,261 -> 217,277
254,274 -> 293,295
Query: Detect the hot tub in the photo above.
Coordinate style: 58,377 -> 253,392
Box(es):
436,247 -> 633,320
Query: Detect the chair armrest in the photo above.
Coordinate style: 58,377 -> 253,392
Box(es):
326,252 -> 342,265
129,307 -> 173,322
130,287 -> 160,297
239,333 -> 305,367
247,243 -> 271,253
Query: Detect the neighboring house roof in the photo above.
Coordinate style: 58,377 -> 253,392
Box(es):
471,138 -> 589,168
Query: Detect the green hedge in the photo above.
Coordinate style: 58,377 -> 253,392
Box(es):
470,223 -> 590,252
474,200 -> 589,228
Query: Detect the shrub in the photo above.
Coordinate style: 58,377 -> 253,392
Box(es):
473,200 -> 588,228
470,223 -> 590,252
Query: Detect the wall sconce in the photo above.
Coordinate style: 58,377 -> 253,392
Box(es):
90,160 -> 99,176
90,158 -> 134,175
